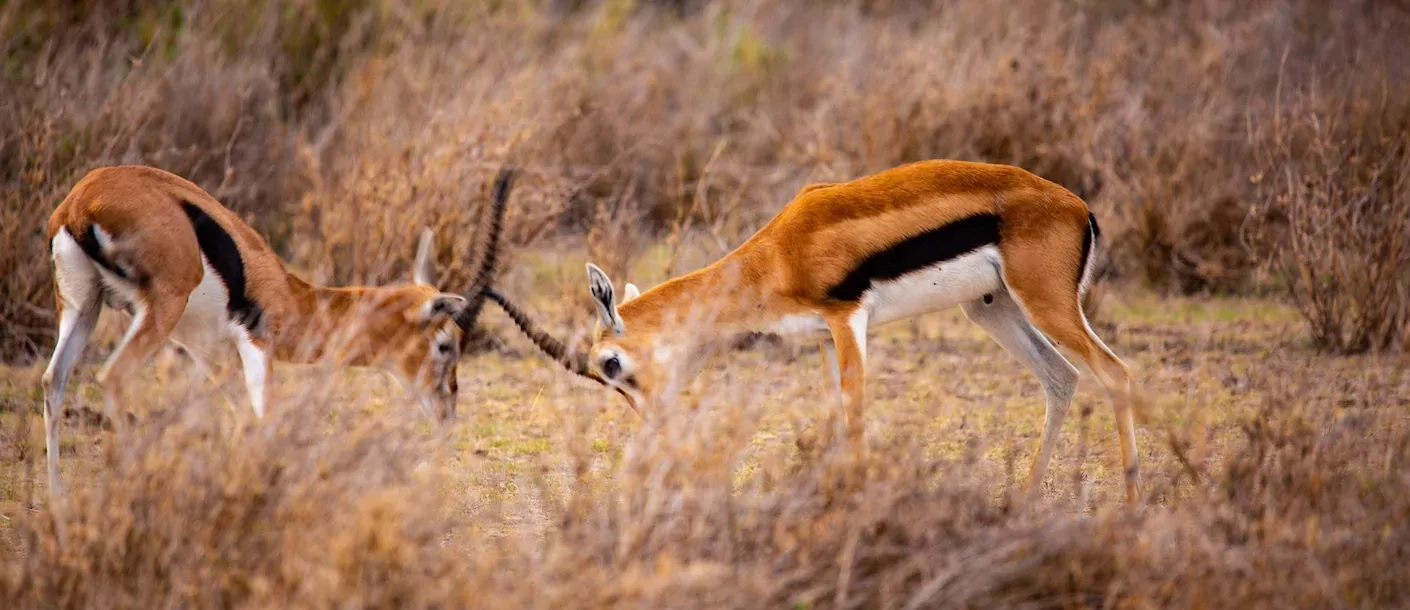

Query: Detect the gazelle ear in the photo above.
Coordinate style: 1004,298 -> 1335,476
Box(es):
413,227 -> 436,286
623,282 -> 640,302
586,263 -> 624,335
421,293 -> 468,323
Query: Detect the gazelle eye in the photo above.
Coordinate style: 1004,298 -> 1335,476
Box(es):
437,343 -> 453,355
602,355 -> 621,380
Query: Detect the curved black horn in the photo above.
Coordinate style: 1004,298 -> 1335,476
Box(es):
483,287 -> 602,385
455,165 -> 518,346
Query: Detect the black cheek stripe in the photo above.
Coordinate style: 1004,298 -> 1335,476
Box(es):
181,201 -> 265,334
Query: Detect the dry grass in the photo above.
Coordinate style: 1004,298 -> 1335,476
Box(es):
6,0 -> 1410,359
4,1 -> 1410,607
3,270 -> 1408,608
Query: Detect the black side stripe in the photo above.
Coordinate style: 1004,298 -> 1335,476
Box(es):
826,213 -> 1002,302
181,201 -> 264,333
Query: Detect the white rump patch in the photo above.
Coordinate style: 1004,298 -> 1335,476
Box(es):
51,229 -> 100,314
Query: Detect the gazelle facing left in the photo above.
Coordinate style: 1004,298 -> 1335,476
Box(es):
488,159 -> 1145,504
41,165 -> 516,493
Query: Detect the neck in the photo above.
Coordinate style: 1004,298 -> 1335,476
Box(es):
619,250 -> 780,339
276,274 -> 412,363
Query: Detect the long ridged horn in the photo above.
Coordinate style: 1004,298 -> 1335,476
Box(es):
483,287 -> 602,385
454,165 -> 518,346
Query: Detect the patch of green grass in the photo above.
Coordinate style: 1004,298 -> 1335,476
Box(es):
488,436 -> 551,456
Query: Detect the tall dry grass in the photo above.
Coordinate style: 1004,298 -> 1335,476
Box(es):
2,351 -> 1408,608
5,0 -> 1410,361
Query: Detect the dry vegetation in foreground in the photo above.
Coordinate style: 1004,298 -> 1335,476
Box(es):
3,0 -> 1410,607
2,269 -> 1409,608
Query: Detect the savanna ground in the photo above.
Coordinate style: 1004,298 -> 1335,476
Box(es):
3,1 -> 1410,608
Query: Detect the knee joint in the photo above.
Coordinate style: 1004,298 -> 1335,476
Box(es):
95,368 -> 121,393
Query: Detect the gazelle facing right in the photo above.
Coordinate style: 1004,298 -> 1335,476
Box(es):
488,160 -> 1145,504
41,165 -> 517,494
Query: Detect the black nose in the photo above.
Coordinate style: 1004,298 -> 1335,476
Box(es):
602,355 -> 621,379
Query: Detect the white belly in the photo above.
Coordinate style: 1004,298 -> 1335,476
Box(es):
764,245 -> 1003,338
866,245 -> 1002,326
168,255 -> 236,353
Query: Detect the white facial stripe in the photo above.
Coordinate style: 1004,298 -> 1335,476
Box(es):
597,349 -> 635,375
431,326 -> 457,359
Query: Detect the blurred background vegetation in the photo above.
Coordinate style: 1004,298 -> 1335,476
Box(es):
4,3 -> 1410,608
2,0 -> 1407,358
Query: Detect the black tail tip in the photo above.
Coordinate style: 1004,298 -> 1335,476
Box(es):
1088,212 -> 1102,241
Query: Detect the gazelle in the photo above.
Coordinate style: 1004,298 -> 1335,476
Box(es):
41,164 -> 517,493
488,160 -> 1144,503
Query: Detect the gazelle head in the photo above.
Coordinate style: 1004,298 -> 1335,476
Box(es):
393,165 -> 516,423
389,227 -> 471,422
584,262 -> 700,418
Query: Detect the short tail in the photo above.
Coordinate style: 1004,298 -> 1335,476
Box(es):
1077,212 -> 1101,294
483,287 -> 602,385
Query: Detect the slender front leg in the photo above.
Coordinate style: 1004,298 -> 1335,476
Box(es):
824,308 -> 869,451
97,290 -> 188,429
797,340 -> 846,454
234,331 -> 272,419
820,340 -> 842,402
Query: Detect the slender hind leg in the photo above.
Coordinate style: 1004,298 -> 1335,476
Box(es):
96,288 -> 189,426
1001,213 -> 1140,504
42,302 -> 100,494
43,230 -> 104,495
961,288 -> 1079,497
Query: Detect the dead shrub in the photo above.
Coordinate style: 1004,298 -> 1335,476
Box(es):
1252,87 -> 1410,353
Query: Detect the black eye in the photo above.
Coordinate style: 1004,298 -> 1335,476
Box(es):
437,343 -> 453,355
602,355 -> 621,380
